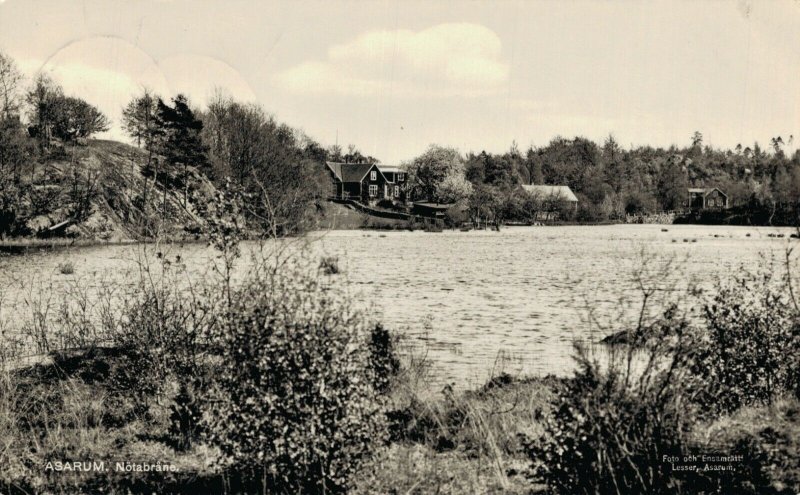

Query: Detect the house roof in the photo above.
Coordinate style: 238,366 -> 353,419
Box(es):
341,163 -> 377,183
326,162 -> 388,183
377,165 -> 404,174
688,187 -> 727,197
521,185 -> 579,202
325,162 -> 343,181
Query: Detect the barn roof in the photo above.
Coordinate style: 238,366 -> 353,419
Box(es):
521,185 -> 579,202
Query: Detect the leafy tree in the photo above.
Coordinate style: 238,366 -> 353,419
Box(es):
465,151 -> 487,184
0,115 -> 29,183
524,145 -> 544,185
50,96 -> 110,141
656,159 -> 689,211
302,139 -> 328,163
484,153 -> 518,187
467,183 -> 518,229
342,143 -> 378,164
624,190 -> 657,215
437,172 -> 474,203
406,144 -> 472,203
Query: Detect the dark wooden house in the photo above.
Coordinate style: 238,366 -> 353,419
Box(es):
325,162 -> 407,204
687,188 -> 728,210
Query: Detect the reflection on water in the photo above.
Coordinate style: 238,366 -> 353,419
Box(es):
0,224 -> 795,388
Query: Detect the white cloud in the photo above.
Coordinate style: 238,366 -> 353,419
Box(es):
157,54 -> 257,107
274,23 -> 510,98
33,37 -> 256,141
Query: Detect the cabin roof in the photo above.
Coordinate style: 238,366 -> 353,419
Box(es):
521,185 -> 579,202
377,165 -> 404,174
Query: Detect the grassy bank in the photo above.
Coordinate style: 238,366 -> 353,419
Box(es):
3,348 -> 799,494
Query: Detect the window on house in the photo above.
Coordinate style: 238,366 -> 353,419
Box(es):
370,171 -> 377,181
369,185 -> 377,197
397,173 -> 404,182
394,185 -> 400,197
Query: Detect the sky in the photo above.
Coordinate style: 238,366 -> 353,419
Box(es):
0,0 -> 798,163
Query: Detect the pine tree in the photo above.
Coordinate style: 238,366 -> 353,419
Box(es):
155,95 -> 208,209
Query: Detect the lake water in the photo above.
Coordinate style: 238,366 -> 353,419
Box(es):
1,224 -> 796,388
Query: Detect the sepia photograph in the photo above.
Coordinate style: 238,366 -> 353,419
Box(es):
0,0 -> 799,493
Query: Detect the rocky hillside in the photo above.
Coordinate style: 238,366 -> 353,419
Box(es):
9,140 -> 219,242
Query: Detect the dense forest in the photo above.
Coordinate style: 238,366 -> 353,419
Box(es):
1,47 -> 799,238
462,132 -> 800,223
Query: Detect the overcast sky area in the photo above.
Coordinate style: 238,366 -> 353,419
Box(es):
0,0 -> 798,163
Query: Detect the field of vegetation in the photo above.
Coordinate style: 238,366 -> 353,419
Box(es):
0,218 -> 798,494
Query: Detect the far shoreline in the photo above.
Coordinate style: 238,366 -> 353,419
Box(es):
2,222 -> 796,255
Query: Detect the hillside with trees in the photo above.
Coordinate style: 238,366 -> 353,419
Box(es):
0,51 -> 350,241
0,51 -> 222,240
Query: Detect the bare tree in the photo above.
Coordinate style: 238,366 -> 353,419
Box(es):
0,51 -> 23,120
122,88 -> 159,149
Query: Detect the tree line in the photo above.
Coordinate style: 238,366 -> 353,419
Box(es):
402,131 -> 800,226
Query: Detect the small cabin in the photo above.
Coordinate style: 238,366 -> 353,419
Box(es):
687,188 -> 728,210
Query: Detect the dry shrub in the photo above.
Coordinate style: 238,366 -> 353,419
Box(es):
685,269 -> 799,415
204,254 -> 387,493
529,255 -> 800,495
527,344 -> 694,495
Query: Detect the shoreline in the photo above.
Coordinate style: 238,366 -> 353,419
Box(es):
2,222 -> 797,254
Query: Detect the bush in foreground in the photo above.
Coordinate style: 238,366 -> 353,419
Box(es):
529,257 -> 800,495
205,256 -> 387,493
685,269 -> 799,415
527,347 -> 693,495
